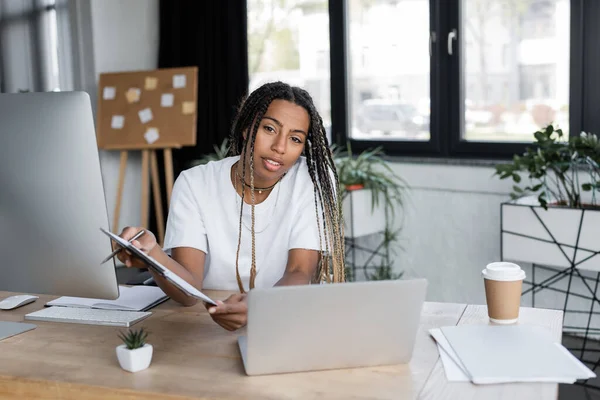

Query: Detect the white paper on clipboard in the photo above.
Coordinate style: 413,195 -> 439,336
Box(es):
100,228 -> 217,305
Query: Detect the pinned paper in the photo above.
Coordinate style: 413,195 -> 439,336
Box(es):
144,127 -> 159,144
144,77 -> 158,90
102,87 -> 116,100
111,115 -> 124,129
138,108 -> 153,124
173,74 -> 186,89
161,93 -> 174,107
182,101 -> 196,115
125,88 -> 141,103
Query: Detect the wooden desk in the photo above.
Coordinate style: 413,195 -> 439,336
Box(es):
0,290 -> 562,400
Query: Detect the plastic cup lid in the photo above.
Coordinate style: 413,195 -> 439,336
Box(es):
482,262 -> 526,281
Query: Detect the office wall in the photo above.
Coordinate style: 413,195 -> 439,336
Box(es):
386,162 -> 512,304
89,0 -> 159,233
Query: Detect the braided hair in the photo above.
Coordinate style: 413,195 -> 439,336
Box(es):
227,81 -> 345,292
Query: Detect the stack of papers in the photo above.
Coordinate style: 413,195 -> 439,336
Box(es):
430,325 -> 596,384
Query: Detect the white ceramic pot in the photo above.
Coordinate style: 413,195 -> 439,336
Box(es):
501,196 -> 600,272
116,343 -> 153,373
343,189 -> 387,238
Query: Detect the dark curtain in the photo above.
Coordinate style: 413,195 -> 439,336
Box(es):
150,0 -> 249,236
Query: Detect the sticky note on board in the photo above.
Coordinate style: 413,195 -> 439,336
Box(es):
182,101 -> 195,115
161,93 -> 174,107
138,108 -> 153,124
103,87 -> 116,100
126,88 -> 141,103
173,74 -> 186,89
145,77 -> 158,90
111,115 -> 124,129
144,128 -> 159,144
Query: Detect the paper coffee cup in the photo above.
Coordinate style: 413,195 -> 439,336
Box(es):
482,262 -> 525,324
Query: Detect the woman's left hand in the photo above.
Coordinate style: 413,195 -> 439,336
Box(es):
205,293 -> 248,331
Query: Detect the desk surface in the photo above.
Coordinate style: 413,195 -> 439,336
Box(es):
0,290 -> 563,400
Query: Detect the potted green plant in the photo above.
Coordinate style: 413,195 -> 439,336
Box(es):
332,142 -> 408,238
494,125 -> 600,271
116,327 -> 153,373
332,143 -> 408,281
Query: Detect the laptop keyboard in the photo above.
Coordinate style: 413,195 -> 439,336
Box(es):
24,306 -> 151,327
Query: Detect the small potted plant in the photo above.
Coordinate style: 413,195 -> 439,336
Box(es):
116,327 -> 153,373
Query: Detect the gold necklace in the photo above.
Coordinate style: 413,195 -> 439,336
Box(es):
233,163 -> 284,194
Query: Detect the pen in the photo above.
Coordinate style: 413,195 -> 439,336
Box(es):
100,230 -> 145,264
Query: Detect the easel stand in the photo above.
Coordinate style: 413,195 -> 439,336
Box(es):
112,146 -> 178,246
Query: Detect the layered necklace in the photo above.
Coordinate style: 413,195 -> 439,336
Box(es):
233,162 -> 285,194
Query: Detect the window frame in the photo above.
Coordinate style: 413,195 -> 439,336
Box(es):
328,0 -> 587,161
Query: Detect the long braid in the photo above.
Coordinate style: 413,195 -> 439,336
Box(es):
229,82 -> 346,293
295,89 -> 346,283
234,93 -> 278,292
248,113 -> 260,290
234,144 -> 247,293
305,144 -> 328,282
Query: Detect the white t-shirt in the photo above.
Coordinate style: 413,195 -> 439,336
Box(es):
162,155 -> 327,290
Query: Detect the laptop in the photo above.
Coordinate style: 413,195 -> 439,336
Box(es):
238,278 -> 428,376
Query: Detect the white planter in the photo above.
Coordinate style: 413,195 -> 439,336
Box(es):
116,343 -> 153,373
343,188 -> 387,238
501,196 -> 600,272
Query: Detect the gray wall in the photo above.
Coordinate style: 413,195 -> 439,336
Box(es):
89,0 -> 159,236
385,162 -> 512,304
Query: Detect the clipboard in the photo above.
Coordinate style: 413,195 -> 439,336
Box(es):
100,228 -> 217,305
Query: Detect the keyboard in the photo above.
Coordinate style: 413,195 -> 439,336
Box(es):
25,306 -> 151,327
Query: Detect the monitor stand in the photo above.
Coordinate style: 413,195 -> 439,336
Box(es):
0,321 -> 37,341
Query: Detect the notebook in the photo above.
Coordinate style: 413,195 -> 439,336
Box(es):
46,285 -> 168,312
100,227 -> 217,305
439,325 -> 596,384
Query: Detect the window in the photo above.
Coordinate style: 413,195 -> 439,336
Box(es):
247,0 -> 331,139
0,0 -> 63,93
249,0 -> 597,159
348,0 -> 430,142
461,0 -> 569,143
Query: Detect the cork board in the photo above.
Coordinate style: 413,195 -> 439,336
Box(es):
96,67 -> 198,150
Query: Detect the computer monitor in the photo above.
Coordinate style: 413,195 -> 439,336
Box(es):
0,91 -> 119,300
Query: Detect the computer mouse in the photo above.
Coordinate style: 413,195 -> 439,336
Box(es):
0,295 -> 39,310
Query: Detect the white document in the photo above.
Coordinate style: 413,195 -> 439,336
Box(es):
111,115 -> 124,129
441,325 -> 596,384
46,285 -> 167,312
173,74 -> 186,88
144,128 -> 159,144
161,93 -> 174,107
138,108 -> 153,124
429,328 -> 470,381
100,228 -> 217,305
103,86 -> 116,100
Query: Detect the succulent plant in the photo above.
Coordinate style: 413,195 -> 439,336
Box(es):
118,327 -> 149,350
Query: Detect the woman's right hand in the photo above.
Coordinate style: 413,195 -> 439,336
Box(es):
115,226 -> 158,268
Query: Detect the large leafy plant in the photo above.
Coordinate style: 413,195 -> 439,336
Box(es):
332,142 -> 408,219
495,125 -> 600,209
332,143 -> 408,282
